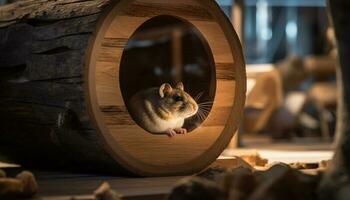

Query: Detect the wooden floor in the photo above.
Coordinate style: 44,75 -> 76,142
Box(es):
2,167 -> 184,200
0,138 -> 334,200
39,175 -> 183,200
224,135 -> 334,164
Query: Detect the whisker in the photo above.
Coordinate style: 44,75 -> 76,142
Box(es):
194,102 -> 212,123
196,92 -> 204,101
200,107 -> 210,112
194,91 -> 204,102
199,102 -> 213,105
199,102 -> 214,105
201,112 -> 207,121
200,111 -> 210,116
194,93 -> 200,101
199,107 -> 212,112
199,100 -> 213,102
195,111 -> 204,120
194,94 -> 199,101
199,105 -> 212,108
199,110 -> 207,121
199,104 -> 213,107
197,110 -> 203,120
198,112 -> 204,122
199,105 -> 210,110
198,106 -> 211,111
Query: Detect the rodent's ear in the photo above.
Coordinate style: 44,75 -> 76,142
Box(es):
159,83 -> 172,98
175,82 -> 184,91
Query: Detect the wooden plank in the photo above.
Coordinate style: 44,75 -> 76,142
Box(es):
215,79 -> 235,107
97,45 -> 122,63
191,21 -> 234,63
101,106 -> 134,125
102,38 -> 129,48
216,62 -> 235,80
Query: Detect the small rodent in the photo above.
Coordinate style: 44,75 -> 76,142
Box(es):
129,82 -> 198,137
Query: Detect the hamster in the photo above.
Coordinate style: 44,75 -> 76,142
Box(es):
129,82 -> 198,137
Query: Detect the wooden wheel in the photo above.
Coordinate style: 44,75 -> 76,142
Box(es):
86,0 -> 246,175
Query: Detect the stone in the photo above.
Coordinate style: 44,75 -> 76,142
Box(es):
249,163 -> 319,200
198,167 -> 226,181
218,167 -> 256,200
198,156 -> 253,181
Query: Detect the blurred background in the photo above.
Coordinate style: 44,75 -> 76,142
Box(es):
218,0 -> 329,63
215,0 -> 336,152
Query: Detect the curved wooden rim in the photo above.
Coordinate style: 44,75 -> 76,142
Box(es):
85,0 -> 246,176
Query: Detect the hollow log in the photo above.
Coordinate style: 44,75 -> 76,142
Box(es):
0,0 -> 246,176
321,0 -> 350,198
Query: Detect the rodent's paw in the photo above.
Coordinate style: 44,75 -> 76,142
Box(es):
174,128 -> 187,135
166,128 -> 187,137
166,129 -> 177,137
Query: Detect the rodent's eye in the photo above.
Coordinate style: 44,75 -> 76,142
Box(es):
173,95 -> 183,102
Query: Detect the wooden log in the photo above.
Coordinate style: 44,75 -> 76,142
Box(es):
0,0 -> 123,173
0,0 -> 246,176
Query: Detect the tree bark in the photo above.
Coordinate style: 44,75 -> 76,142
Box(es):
320,0 -> 350,198
0,0 -> 129,173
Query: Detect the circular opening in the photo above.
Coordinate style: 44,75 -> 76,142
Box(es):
120,15 -> 216,134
